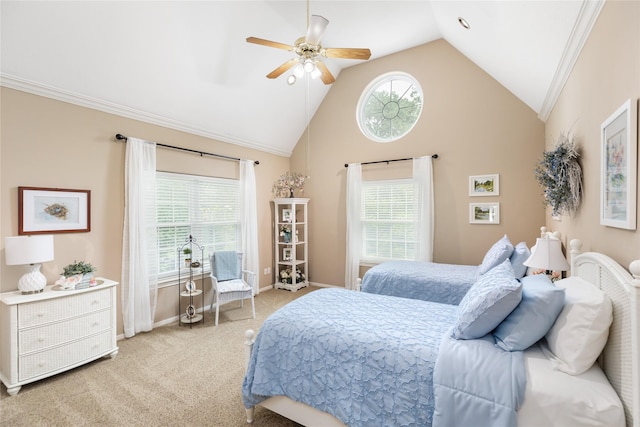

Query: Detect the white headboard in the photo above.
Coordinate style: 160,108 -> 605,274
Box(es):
569,239 -> 640,427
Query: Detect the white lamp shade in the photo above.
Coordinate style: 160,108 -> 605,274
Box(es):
523,237 -> 570,271
5,235 -> 54,265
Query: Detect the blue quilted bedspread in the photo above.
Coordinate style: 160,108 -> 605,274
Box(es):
242,288 -> 458,426
361,261 -> 478,305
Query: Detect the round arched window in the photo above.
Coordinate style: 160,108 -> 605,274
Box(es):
356,72 -> 423,143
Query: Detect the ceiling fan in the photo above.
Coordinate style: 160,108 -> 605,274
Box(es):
246,7 -> 371,85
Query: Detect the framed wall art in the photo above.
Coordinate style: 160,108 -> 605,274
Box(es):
19,187 -> 91,235
600,99 -> 637,230
469,202 -> 500,224
469,174 -> 499,196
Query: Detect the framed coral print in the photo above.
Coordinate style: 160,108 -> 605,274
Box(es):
19,187 -> 91,235
600,99 -> 637,230
469,174 -> 499,196
469,202 -> 500,224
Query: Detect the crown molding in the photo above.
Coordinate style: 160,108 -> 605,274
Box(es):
538,0 -> 605,122
0,74 -> 292,158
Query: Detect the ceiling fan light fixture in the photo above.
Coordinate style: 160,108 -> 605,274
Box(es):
310,66 -> 322,79
303,59 -> 316,73
293,63 -> 305,78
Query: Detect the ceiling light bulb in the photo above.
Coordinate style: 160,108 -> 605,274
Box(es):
303,59 -> 315,73
287,75 -> 297,85
310,66 -> 322,79
293,64 -> 304,78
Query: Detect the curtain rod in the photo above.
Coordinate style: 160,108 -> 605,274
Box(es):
344,154 -> 438,168
115,134 -> 259,165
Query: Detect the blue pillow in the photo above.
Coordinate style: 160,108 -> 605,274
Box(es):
509,242 -> 531,279
452,260 -> 522,340
477,235 -> 514,275
493,274 -> 565,351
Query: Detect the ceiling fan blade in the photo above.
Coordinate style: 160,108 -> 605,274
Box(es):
305,15 -> 329,46
324,47 -> 372,60
246,36 -> 294,51
266,58 -> 299,79
315,61 -> 336,85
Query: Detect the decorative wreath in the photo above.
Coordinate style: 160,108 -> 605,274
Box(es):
534,133 -> 583,217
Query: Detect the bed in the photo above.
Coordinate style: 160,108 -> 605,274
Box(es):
242,239 -> 639,427
360,234 -> 531,304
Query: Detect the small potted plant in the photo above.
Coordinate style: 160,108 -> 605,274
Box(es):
183,248 -> 192,267
61,260 -> 97,289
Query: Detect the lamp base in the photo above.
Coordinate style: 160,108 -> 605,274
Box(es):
18,263 -> 47,294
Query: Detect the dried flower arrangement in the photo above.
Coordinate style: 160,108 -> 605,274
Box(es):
534,133 -> 583,217
273,171 -> 306,198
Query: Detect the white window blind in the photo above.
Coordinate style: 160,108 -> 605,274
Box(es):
156,172 -> 239,279
361,179 -> 417,262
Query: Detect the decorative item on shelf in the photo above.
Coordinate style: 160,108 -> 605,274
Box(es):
534,133 -> 583,217
523,235 -> 570,282
185,280 -> 196,292
186,304 -> 196,318
190,260 -> 201,268
183,248 -> 192,267
272,171 -> 306,198
280,224 -> 292,243
279,266 -> 306,284
58,260 -> 97,290
4,235 -> 55,294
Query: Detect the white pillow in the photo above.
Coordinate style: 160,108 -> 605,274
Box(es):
543,276 -> 613,375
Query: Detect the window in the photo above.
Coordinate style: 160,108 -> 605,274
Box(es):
357,72 -> 423,143
361,179 -> 418,262
156,172 -> 239,280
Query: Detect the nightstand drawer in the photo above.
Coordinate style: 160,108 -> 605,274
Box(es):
19,309 -> 112,354
19,330 -> 113,381
18,288 -> 112,328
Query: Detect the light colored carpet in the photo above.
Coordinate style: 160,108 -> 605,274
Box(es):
1,286 -> 318,426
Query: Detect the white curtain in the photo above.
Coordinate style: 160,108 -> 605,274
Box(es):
413,156 -> 434,262
121,137 -> 158,338
240,160 -> 260,295
344,163 -> 362,290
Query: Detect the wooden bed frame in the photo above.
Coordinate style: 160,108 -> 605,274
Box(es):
244,239 -> 640,427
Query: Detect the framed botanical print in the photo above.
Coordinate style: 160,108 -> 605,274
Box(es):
600,99 -> 637,229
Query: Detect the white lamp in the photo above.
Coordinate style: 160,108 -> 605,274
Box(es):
5,235 -> 54,294
523,236 -> 570,279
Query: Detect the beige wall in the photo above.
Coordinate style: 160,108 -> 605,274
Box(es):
545,0 -> 640,269
291,39 -> 546,286
7,0 -> 634,330
0,88 -> 289,334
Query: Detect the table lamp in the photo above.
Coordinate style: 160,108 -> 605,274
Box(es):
523,236 -> 570,280
5,235 -> 54,294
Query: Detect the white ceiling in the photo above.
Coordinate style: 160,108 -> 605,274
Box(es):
1,1 -> 603,157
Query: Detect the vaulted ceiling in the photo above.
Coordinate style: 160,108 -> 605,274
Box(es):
1,1 -> 603,156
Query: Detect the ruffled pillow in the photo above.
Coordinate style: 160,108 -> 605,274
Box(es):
452,260 -> 522,340
478,234 -> 514,275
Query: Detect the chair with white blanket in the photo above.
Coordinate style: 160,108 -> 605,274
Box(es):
209,251 -> 255,326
